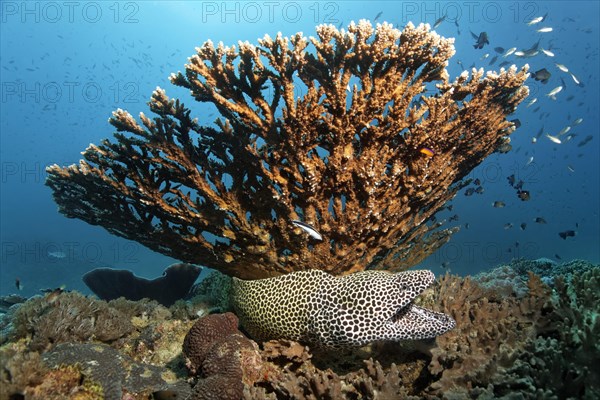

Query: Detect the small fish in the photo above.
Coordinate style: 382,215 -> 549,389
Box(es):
555,63 -> 569,72
464,188 -> 475,197
567,165 -> 575,173
503,47 -> 516,57
441,261 -> 450,269
514,51 -> 526,57
555,254 -> 562,260
572,118 -> 583,125
464,223 -> 470,229
419,148 -> 435,157
374,11 -> 383,21
520,223 -> 527,230
475,186 -> 484,194
541,48 -> 555,57
15,278 -> 22,291
545,133 -> 562,144
433,14 -> 446,29
492,201 -> 506,208
473,179 -> 481,186
532,68 -> 551,84
494,46 -> 505,53
526,156 -> 534,165
471,31 -> 489,49
48,251 -> 67,259
536,27 -> 553,33
534,217 -> 547,224
526,97 -> 538,107
546,86 -> 563,100
488,55 -> 498,65
569,72 -> 580,85
532,137 -> 537,144
527,14 -> 547,25
577,135 -> 593,147
291,220 -> 323,241
510,119 -> 521,129
558,230 -> 576,240
558,126 -> 571,136
517,190 -> 530,201
507,174 -> 516,187
504,223 -> 513,230
449,214 -> 459,222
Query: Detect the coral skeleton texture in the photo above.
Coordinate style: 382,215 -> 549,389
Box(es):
46,21 -> 528,279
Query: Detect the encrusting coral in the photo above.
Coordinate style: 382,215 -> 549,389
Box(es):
45,21 -> 528,279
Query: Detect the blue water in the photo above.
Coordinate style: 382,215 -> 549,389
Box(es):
1,1 -> 598,297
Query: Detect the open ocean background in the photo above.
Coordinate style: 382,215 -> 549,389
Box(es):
1,1 -> 598,297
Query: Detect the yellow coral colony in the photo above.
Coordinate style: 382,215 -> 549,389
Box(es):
46,21 -> 528,279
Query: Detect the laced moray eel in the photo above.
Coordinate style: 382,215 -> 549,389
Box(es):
231,269 -> 455,348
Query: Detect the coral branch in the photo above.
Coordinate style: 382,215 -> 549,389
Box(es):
46,21 -> 528,279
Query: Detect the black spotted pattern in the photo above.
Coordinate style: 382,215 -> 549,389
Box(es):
231,269 -> 455,348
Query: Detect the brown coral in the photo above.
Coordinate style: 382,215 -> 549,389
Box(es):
182,313 -> 263,400
45,21 -> 528,279
182,312 -> 239,374
423,272 -> 553,397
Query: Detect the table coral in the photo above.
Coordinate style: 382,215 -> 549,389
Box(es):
45,21 -> 528,279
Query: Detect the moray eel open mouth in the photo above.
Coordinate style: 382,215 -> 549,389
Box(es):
232,269 -> 456,348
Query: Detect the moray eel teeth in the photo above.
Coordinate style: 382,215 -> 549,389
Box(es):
232,269 -> 455,349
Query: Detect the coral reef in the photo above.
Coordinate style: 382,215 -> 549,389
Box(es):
46,21 -> 528,279
1,260 -> 598,399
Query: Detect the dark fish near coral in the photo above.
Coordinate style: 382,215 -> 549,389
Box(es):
558,230 -> 576,240
433,14 -> 446,29
493,201 -> 506,208
15,278 -> 22,291
532,68 -> 551,84
494,46 -> 504,53
475,186 -> 484,194
534,217 -> 547,224
292,220 -> 323,241
510,119 -> 521,129
577,135 -> 593,147
517,190 -> 530,201
374,11 -> 383,21
471,31 -> 489,49
464,188 -> 475,196
555,254 -> 562,260
507,174 -> 516,187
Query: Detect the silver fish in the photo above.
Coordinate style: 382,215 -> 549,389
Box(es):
545,133 -> 562,144
541,48 -> 554,57
547,86 -> 563,99
536,27 -> 553,33
555,63 -> 569,72
292,220 -> 323,241
527,15 -> 546,25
